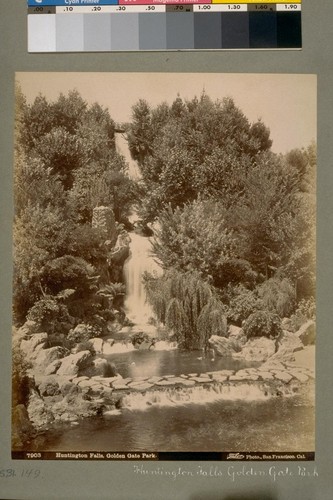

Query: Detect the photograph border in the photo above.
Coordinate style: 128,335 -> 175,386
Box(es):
1,0 -> 333,498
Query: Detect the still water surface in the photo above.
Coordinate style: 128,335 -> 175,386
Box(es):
32,349 -> 314,453
35,396 -> 314,452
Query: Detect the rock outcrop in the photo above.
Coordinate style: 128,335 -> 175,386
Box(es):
209,335 -> 239,357
56,351 -> 92,377
237,337 -> 276,362
12,404 -> 35,448
20,333 -> 48,362
276,330 -> 303,353
35,346 -> 68,372
296,320 -> 316,346
228,325 -> 247,346
80,357 -> 117,378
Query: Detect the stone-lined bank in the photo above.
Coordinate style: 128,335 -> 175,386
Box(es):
25,358 -> 314,430
13,319 -> 315,438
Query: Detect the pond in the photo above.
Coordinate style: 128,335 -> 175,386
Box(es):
104,346 -> 258,379
27,347 -> 314,454
31,391 -> 314,453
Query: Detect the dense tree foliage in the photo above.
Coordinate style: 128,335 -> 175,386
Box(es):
127,93 -> 272,221
13,84 -> 316,351
13,85 -> 135,330
144,269 -> 227,350
127,93 -> 316,347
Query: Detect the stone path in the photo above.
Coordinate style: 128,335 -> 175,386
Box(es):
66,360 -> 314,396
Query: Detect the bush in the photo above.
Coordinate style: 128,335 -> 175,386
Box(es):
290,297 -> 316,331
66,324 -> 94,346
76,340 -> 96,356
243,310 -> 282,339
226,285 -> 262,325
257,277 -> 295,318
27,295 -> 73,335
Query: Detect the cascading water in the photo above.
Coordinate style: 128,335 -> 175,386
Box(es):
114,132 -> 162,330
121,383 -> 274,411
115,132 -> 141,181
123,232 -> 161,328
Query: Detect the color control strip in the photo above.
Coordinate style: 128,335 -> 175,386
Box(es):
27,1 -> 302,51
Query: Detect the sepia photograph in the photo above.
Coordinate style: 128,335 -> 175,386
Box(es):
12,72 -> 316,457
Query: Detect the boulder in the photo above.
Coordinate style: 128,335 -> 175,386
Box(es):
80,358 -> 117,378
228,325 -> 247,346
90,337 -> 105,354
240,337 -> 276,362
12,404 -> 35,448
276,331 -> 304,353
17,320 -> 40,338
131,332 -> 155,350
61,382 -> 81,397
20,333 -> 48,361
273,371 -> 293,383
281,317 -> 294,332
38,380 -> 61,397
268,347 -> 296,363
35,346 -> 67,371
208,336 -> 238,357
45,360 -> 62,375
57,351 -> 92,377
70,323 -> 94,343
27,389 -> 54,427
296,320 -> 316,346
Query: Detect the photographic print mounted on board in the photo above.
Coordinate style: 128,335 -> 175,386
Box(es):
12,72 -> 316,461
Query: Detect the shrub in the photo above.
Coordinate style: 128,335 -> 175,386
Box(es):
76,340 -> 96,356
226,285 -> 262,325
257,277 -> 295,318
130,332 -> 153,348
243,310 -> 282,339
290,297 -> 316,331
26,294 -> 73,335
66,324 -> 94,346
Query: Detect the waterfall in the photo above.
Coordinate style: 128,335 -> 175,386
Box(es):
115,133 -> 141,181
119,382 -> 280,412
114,132 -> 162,330
123,233 -> 161,328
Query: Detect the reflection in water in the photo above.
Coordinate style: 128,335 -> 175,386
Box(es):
105,348 -> 258,379
33,396 -> 314,453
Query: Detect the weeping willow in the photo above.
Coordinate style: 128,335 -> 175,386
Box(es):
143,269 -> 227,350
